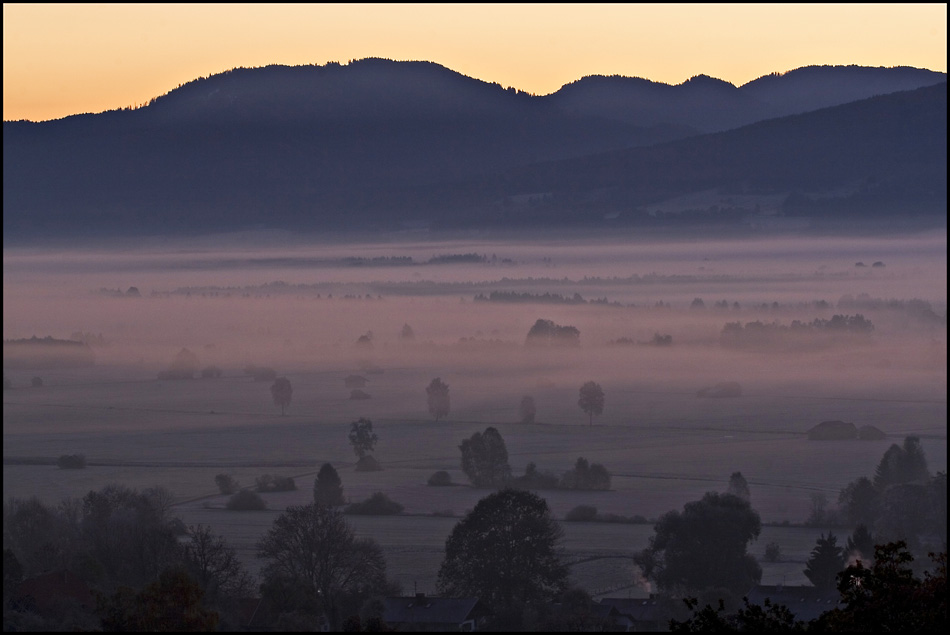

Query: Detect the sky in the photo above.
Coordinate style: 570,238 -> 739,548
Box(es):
3,3 -> 947,122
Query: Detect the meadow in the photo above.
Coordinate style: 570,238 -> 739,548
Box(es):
3,230 -> 946,596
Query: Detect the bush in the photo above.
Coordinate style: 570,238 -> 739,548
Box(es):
201,365 -> 222,378
355,456 -> 382,472
256,474 -> 297,492
349,389 -> 371,400
56,454 -> 86,469
565,505 -> 599,522
345,492 -> 404,515
226,489 -> 266,510
764,541 -> 782,563
214,473 -> 240,495
30,376 -> 43,388
427,470 -> 453,486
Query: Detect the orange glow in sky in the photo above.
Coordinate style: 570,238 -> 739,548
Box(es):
3,3 -> 947,122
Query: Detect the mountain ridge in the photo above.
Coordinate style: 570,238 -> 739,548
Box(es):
3,59 -> 945,239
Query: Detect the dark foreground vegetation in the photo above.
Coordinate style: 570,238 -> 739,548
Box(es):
3,429 -> 945,632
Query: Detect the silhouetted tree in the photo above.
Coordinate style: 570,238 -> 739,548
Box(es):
669,596 -> 807,632
525,318 -> 580,347
226,489 -> 266,511
257,503 -> 388,630
459,427 -> 511,488
437,489 -> 568,619
635,492 -> 762,596
804,533 -> 847,591
314,463 -> 345,507
838,476 -> 881,528
818,541 -> 947,632
560,457 -> 611,490
270,376 -> 293,415
97,566 -> 219,632
578,381 -> 604,426
348,418 -> 378,459
727,471 -> 751,502
519,395 -> 537,424
426,377 -> 450,421
846,524 -> 875,563
214,473 -> 239,495
183,525 -> 253,602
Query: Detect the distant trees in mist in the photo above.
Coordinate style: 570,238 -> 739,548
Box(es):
426,377 -> 450,421
525,318 -> 581,347
460,427 -> 511,488
270,377 -> 293,415
578,381 -> 604,426
719,314 -> 874,350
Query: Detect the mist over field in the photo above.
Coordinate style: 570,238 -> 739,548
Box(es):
3,229 -> 947,597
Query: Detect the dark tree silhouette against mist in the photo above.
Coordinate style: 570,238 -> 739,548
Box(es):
578,381 -> 604,426
459,427 -> 511,488
271,376 -> 292,415
437,489 -> 568,620
804,532 -> 847,591
727,471 -> 751,502
635,492 -> 762,596
256,503 -> 387,630
313,463 -> 345,507
426,377 -> 450,421
348,418 -> 378,459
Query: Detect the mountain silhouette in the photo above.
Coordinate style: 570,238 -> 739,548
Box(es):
3,59 -> 945,238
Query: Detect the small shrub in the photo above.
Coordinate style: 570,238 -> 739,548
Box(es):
214,473 -> 240,495
226,489 -> 266,510
31,376 -> 43,388
345,492 -> 404,515
256,474 -> 297,492
565,505 -> 599,522
56,454 -> 86,469
201,365 -> 222,378
349,389 -> 371,400
427,470 -> 453,486
764,542 -> 782,563
355,455 -> 382,472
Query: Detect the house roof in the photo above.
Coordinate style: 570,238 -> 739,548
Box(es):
746,585 -> 841,622
598,596 -> 669,623
382,595 -> 481,626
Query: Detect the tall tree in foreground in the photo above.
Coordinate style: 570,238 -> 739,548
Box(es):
437,489 -> 568,625
270,376 -> 293,415
426,377 -> 450,421
577,381 -> 604,426
635,492 -> 762,597
818,541 -> 947,632
257,503 -> 387,630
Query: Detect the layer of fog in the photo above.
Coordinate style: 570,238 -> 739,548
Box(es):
4,232 -> 945,423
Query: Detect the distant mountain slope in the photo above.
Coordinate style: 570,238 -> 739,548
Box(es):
548,64 -> 945,133
475,82 -> 947,229
3,59 -> 945,239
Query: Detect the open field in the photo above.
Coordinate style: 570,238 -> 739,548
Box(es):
4,232 -> 946,595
